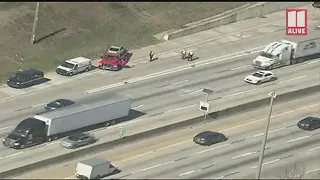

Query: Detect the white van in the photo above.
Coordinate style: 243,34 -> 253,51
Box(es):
56,57 -> 92,76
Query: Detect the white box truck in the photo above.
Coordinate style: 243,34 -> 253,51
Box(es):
2,93 -> 131,149
252,32 -> 320,70
75,158 -> 119,179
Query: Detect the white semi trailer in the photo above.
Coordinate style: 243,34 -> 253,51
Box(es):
252,32 -> 320,70
3,93 -> 131,149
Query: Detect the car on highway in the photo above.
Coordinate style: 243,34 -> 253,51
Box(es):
56,57 -> 92,76
244,70 -> 275,85
61,133 -> 96,149
45,98 -> 75,111
7,69 -> 45,89
98,45 -> 129,71
297,116 -> 320,131
193,131 -> 227,146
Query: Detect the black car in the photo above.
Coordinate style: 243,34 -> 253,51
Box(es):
7,69 -> 44,89
297,116 -> 320,131
45,99 -> 75,111
193,131 -> 227,146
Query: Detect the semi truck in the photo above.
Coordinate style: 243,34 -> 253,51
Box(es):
252,32 -> 320,70
2,93 -> 132,149
75,158 -> 119,179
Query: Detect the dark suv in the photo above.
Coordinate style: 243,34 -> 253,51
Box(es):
7,69 -> 45,89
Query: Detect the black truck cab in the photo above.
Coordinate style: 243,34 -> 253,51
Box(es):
2,118 -> 47,149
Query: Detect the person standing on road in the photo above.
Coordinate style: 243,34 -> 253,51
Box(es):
181,50 -> 187,60
149,51 -> 154,62
188,51 -> 194,61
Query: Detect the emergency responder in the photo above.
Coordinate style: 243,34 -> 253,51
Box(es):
188,51 -> 194,61
149,51 -> 154,62
181,50 -> 187,60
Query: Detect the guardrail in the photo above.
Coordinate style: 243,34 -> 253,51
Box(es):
0,84 -> 319,178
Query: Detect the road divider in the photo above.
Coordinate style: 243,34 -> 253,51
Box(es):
0,84 -> 319,178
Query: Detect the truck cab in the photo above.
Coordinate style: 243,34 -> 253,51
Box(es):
252,41 -> 293,70
2,118 -> 46,149
98,46 -> 129,71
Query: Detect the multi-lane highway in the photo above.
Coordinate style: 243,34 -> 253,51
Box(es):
0,4 -> 319,176
15,92 -> 320,179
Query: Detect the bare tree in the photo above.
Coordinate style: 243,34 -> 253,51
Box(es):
280,163 -> 305,179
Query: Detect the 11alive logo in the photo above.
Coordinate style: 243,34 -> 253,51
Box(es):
286,9 -> 308,36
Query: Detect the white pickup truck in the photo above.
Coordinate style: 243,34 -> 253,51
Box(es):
252,32 -> 320,70
75,158 -> 119,179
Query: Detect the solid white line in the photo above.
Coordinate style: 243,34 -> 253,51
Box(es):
232,151 -> 257,159
137,161 -> 174,172
32,103 -> 46,108
0,126 -> 12,131
307,60 -> 320,65
172,79 -> 190,85
0,152 -> 23,160
223,89 -> 257,98
179,170 -> 196,177
132,104 -> 144,109
181,89 -> 203,96
196,143 -> 230,154
286,135 -> 310,143
216,176 -> 225,179
253,127 -> 286,137
306,168 -> 320,174
231,65 -> 248,71
278,75 -> 307,84
116,151 -> 154,163
307,146 -> 320,152
155,140 -> 190,151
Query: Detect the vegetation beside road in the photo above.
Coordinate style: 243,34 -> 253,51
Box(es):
0,2 -> 247,83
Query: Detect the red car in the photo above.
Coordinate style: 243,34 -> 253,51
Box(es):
98,46 -> 129,71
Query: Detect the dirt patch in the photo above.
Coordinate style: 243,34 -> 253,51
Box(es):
0,2 -> 248,83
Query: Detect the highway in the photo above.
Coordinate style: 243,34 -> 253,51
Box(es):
16,93 -> 320,179
0,4 -> 319,175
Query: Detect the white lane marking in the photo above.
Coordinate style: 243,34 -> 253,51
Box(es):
216,175 -> 225,179
307,146 -> 320,152
181,89 -> 203,96
0,126 -> 12,131
179,169 -> 201,177
46,141 -> 59,146
32,103 -> 46,108
306,168 -> 320,174
132,104 -> 144,109
86,46 -> 264,94
155,140 -> 191,151
196,143 -> 231,154
116,151 -> 154,163
0,151 -> 24,160
307,60 -> 320,65
223,89 -> 257,98
222,103 -> 319,132
252,127 -> 286,137
286,135 -> 311,143
172,79 -> 190,85
250,158 -> 280,169
164,104 -> 197,114
232,151 -> 258,159
278,75 -> 308,84
137,161 -> 174,172
231,65 -> 248,71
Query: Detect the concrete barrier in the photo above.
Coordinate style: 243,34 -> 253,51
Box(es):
0,84 -> 319,178
163,2 -> 309,40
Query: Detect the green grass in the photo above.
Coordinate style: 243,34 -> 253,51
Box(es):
0,2 -> 247,83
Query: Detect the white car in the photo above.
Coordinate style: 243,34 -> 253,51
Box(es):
244,70 -> 275,85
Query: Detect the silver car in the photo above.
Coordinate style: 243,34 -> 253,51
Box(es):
244,70 -> 276,85
61,133 -> 95,149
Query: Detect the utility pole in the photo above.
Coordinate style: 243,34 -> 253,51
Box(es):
256,91 -> 277,179
31,2 -> 40,45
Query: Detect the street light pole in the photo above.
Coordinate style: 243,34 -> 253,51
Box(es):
31,2 -> 40,45
256,91 -> 277,179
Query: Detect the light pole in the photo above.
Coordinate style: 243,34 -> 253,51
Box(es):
31,2 -> 40,45
256,91 -> 277,179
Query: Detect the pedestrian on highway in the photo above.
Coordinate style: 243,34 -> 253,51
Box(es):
149,51 -> 154,62
181,49 -> 187,60
188,51 -> 194,61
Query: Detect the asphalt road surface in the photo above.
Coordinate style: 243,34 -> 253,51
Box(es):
16,93 -> 320,179
1,4 -> 320,175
